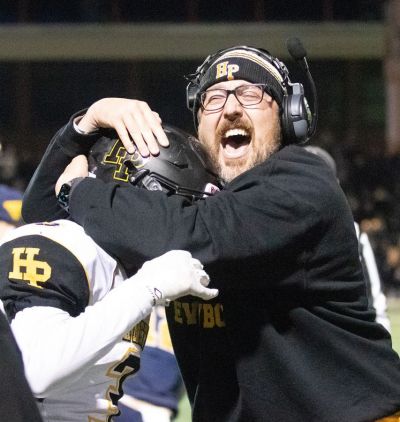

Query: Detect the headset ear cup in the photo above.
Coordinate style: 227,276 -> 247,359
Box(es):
280,85 -> 310,144
290,93 -> 310,144
280,95 -> 292,143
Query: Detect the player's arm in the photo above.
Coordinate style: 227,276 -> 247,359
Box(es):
10,281 -> 155,397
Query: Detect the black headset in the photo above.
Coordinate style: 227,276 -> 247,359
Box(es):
185,39 -> 317,144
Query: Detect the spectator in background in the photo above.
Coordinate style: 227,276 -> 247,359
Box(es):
0,184 -> 23,238
382,243 -> 400,296
0,184 -> 23,312
305,145 -> 391,332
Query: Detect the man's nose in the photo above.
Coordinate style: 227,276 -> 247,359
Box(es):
223,92 -> 243,119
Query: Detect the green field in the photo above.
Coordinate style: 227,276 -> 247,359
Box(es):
175,297 -> 400,422
388,296 -> 400,353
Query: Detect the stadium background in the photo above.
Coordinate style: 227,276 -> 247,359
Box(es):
0,2 -> 399,420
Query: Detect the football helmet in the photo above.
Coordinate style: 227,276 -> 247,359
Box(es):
88,124 -> 220,201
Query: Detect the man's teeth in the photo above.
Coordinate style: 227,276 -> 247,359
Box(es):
224,128 -> 249,138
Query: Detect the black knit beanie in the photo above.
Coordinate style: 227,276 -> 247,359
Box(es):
192,47 -> 287,128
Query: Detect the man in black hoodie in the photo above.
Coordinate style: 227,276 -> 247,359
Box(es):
23,45 -> 400,422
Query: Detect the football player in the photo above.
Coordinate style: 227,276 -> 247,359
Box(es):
0,126 -> 218,421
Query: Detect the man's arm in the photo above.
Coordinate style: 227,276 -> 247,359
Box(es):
23,99 -> 168,223
23,98 -> 350,287
67,157 -> 327,279
22,112 -> 101,223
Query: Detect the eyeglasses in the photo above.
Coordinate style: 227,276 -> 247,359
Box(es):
200,84 -> 272,111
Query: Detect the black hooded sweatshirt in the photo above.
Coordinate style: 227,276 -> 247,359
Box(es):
22,115 -> 400,422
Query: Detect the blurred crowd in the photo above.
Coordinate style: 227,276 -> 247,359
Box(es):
350,156 -> 400,297
310,132 -> 400,297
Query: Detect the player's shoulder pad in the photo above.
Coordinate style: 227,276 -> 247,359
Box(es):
0,220 -> 118,319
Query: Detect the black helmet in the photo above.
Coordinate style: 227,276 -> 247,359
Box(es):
88,124 -> 220,201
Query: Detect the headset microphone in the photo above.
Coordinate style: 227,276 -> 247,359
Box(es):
286,37 -> 308,66
286,37 -> 318,139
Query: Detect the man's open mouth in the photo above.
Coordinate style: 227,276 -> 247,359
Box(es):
221,128 -> 251,159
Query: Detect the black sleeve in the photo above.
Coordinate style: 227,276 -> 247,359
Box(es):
68,161 -> 321,277
22,110 -> 101,223
0,312 -> 43,421
0,234 -> 90,320
67,146 -> 359,285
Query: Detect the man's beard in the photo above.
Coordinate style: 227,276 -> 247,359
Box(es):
201,123 -> 282,183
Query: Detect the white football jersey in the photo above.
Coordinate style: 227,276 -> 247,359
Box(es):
0,220 -> 152,421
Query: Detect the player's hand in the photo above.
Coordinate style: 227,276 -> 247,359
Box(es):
55,155 -> 89,196
77,98 -> 169,157
136,250 -> 218,305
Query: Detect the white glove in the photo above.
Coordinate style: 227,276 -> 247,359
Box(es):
136,250 -> 218,305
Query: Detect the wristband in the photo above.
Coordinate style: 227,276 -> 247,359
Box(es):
145,286 -> 170,306
56,177 -> 84,212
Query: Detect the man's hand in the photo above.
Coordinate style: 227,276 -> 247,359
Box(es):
55,155 -> 89,196
135,250 -> 218,305
77,98 -> 169,157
